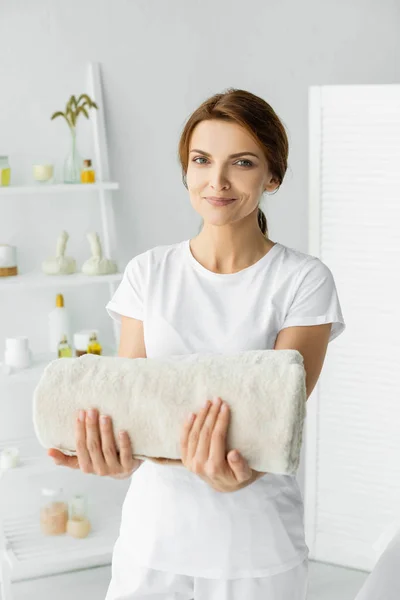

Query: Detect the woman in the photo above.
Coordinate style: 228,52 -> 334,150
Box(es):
49,88 -> 345,599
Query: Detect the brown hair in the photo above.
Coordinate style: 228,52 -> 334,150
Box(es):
178,88 -> 289,237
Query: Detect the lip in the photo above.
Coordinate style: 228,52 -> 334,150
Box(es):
205,197 -> 237,206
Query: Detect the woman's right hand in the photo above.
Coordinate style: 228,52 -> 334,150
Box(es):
47,408 -> 143,479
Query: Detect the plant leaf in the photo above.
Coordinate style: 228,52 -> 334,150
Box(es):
50,111 -> 71,128
66,106 -> 75,127
76,105 -> 89,119
77,93 -> 91,105
65,95 -> 76,118
51,111 -> 65,120
77,94 -> 98,110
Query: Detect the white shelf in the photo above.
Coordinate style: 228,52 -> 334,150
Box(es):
0,182 -> 119,196
0,351 -> 118,480
0,436 -> 58,479
0,350 -> 117,385
0,271 -> 123,291
0,63 -> 122,598
1,503 -> 120,582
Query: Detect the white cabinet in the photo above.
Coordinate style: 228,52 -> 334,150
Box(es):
0,63 -> 126,599
305,84 -> 400,572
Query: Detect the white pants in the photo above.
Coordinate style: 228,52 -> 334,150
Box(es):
105,557 -> 309,600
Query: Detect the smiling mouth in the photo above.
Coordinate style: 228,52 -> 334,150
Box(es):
205,197 -> 237,206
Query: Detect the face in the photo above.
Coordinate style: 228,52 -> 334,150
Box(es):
186,119 -> 278,227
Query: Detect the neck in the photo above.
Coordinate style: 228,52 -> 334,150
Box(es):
190,212 -> 275,275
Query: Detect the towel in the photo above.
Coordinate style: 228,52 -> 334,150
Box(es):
32,349 -> 307,474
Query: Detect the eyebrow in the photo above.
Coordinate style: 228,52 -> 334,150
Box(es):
189,149 -> 260,159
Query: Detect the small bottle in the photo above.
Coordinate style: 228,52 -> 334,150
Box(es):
74,329 -> 99,357
40,488 -> 68,536
0,156 -> 11,186
87,332 -> 102,355
49,293 -> 72,354
66,494 -> 91,539
81,159 -> 95,184
58,334 -> 72,358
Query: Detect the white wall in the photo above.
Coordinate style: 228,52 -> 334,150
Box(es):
0,0 -> 398,496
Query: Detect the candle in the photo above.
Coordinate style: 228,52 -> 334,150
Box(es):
0,447 -> 20,469
33,164 -> 54,182
0,244 -> 17,268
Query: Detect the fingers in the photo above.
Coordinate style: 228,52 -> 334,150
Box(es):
48,448 -> 79,469
227,450 -> 253,483
85,409 -> 108,475
75,410 -> 93,473
209,399 -> 230,465
55,410 -> 134,477
118,430 -> 135,472
196,398 -> 224,464
99,414 -> 122,472
180,411 -> 196,463
186,400 -> 212,462
181,398 -> 227,473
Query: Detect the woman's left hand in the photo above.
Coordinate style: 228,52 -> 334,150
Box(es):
180,396 -> 259,493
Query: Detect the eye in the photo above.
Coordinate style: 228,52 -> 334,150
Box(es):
236,159 -> 253,167
192,157 -> 254,167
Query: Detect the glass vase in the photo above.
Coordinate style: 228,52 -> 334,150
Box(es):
64,128 -> 82,184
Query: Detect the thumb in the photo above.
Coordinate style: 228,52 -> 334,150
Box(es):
48,448 -> 79,469
227,450 -> 252,483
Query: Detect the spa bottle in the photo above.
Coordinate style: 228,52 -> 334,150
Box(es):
81,159 -> 95,183
87,332 -> 102,355
40,488 -> 68,535
58,335 -> 72,358
0,156 -> 11,186
48,293 -> 71,354
66,494 -> 91,539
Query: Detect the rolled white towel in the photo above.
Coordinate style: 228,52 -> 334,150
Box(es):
32,349 -> 307,474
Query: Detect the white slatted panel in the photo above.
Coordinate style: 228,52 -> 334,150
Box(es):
305,85 -> 400,572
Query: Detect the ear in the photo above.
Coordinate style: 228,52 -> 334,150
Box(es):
264,175 -> 280,193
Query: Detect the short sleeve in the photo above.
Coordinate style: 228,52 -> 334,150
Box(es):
280,258 -> 346,343
105,256 -> 144,323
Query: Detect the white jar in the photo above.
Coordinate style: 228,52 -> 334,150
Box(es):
4,336 -> 32,369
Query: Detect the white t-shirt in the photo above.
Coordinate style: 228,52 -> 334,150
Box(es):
105,239 -> 345,579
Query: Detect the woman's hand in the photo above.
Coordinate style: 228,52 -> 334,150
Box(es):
180,397 -> 262,493
47,408 -> 143,479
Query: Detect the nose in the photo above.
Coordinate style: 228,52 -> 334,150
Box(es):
209,168 -> 231,192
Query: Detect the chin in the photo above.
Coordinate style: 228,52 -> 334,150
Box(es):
202,215 -> 238,227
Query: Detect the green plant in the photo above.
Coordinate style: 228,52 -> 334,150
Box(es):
51,94 -> 98,129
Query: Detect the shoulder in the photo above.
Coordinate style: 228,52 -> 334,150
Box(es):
125,240 -> 185,273
277,242 -> 333,284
